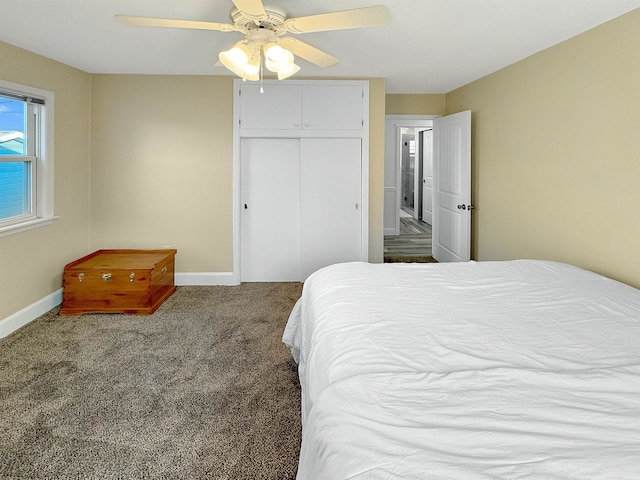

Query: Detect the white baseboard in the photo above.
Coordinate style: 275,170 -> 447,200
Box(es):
175,272 -> 239,286
0,288 -> 63,339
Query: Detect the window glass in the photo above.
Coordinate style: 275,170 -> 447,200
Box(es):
0,96 -> 26,155
0,162 -> 30,219
0,95 -> 31,220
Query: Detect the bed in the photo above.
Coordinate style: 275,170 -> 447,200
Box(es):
282,260 -> 640,479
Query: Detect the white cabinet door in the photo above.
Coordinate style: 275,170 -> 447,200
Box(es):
239,84 -> 302,129
239,83 -> 363,131
300,138 -> 362,279
302,85 -> 363,130
241,138 -> 301,281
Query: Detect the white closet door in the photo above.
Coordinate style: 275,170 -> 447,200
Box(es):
300,138 -> 362,279
241,138 -> 301,281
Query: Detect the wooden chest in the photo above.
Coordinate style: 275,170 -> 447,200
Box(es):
60,249 -> 177,316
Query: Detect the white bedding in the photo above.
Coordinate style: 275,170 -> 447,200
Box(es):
283,260 -> 640,479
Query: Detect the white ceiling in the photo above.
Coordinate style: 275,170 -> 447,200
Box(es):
1,0 -> 639,93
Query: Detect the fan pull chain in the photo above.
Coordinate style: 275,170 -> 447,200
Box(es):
260,56 -> 264,93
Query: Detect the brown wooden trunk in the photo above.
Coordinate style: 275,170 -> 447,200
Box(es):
60,249 -> 177,315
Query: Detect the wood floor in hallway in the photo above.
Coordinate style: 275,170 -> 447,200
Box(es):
384,217 -> 434,262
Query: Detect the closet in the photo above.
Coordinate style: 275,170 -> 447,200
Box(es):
234,80 -> 369,282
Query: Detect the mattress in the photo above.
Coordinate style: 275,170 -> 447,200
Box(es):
283,260 -> 640,479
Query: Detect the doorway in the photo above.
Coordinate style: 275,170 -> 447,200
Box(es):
383,112 -> 472,263
384,116 -> 437,261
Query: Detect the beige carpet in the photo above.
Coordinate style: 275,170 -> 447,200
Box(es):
0,283 -> 303,479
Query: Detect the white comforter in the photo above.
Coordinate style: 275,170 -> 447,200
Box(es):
283,260 -> 640,479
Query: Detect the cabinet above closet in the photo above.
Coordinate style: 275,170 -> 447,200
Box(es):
237,80 -> 367,134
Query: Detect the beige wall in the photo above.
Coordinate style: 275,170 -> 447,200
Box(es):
446,9 -> 640,288
386,94 -> 445,115
90,75 -> 235,272
367,78 -> 386,262
0,41 -> 92,320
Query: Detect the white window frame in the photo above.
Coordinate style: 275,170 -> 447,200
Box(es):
0,79 -> 56,237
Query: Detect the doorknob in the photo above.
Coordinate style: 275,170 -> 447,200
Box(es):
457,204 -> 466,210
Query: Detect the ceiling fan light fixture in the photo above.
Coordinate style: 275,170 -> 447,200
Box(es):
263,42 -> 285,62
218,41 -> 252,75
265,47 -> 294,73
276,62 -> 300,80
243,49 -> 261,81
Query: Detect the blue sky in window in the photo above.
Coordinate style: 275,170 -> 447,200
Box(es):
0,97 -> 25,132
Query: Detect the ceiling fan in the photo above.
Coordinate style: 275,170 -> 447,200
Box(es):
116,0 -> 390,81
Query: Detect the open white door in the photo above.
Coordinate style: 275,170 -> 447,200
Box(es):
432,110 -> 471,262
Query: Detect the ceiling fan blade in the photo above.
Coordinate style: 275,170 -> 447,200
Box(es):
231,0 -> 267,19
279,38 -> 338,68
115,15 -> 236,32
284,5 -> 390,34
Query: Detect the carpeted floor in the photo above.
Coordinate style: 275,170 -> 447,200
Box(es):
0,283 -> 303,479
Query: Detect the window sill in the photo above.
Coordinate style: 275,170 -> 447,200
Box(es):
0,216 -> 59,238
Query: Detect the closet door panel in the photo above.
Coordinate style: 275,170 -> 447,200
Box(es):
239,85 -> 302,129
241,138 -> 301,281
302,85 -> 363,130
300,138 -> 362,279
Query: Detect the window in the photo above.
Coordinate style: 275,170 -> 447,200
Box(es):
0,80 -> 55,236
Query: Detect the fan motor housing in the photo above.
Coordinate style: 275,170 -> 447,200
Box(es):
230,7 -> 286,34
